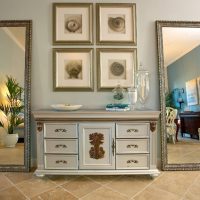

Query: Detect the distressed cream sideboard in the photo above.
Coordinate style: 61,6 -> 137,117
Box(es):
33,110 -> 160,177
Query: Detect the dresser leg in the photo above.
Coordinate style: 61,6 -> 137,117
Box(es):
35,173 -> 45,178
150,173 -> 159,179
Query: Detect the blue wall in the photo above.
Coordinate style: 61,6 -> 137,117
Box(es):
167,45 -> 200,112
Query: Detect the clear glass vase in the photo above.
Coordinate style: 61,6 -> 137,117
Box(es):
127,87 -> 137,110
112,83 -> 126,104
136,70 -> 150,109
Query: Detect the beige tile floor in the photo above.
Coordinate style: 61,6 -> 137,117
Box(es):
0,170 -> 200,200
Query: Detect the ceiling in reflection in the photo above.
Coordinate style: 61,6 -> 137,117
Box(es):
2,27 -> 25,51
163,27 -> 200,67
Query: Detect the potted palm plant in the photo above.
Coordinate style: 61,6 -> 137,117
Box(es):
0,76 -> 24,147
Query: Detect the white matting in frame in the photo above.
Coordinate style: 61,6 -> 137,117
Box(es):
53,3 -> 93,44
96,3 -> 136,45
97,48 -> 137,90
53,48 -> 93,91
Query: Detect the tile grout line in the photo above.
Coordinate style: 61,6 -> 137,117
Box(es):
59,175 -> 102,199
0,173 -> 16,192
2,174 -> 31,200
179,173 -> 200,200
130,172 -> 200,200
15,175 -> 60,199
59,184 -> 81,199
103,184 -> 130,199
2,172 -> 35,186
47,175 -> 80,187
128,172 -> 166,199
85,175 -> 122,186
137,184 -> 182,200
78,185 -> 105,200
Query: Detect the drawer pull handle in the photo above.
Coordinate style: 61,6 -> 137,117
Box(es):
55,144 -> 67,148
127,159 -> 138,164
127,129 -> 138,133
55,160 -> 67,164
127,144 -> 138,148
55,129 -> 68,133
112,139 -> 115,156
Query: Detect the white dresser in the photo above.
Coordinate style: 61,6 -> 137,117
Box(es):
33,110 -> 160,177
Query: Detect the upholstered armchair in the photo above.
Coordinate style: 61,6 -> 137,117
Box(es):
166,107 -> 178,144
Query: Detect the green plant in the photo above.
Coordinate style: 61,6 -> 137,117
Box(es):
165,91 -> 176,108
0,76 -> 24,134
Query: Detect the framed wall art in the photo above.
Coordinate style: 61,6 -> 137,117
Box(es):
53,3 -> 93,45
185,79 -> 198,106
53,48 -> 94,91
97,48 -> 137,90
96,3 -> 136,45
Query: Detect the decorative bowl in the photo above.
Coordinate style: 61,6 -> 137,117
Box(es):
51,104 -> 82,111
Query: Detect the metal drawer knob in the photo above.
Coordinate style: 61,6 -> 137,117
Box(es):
127,159 -> 138,164
127,144 -> 138,148
55,160 -> 67,164
55,129 -> 68,133
127,129 -> 138,133
55,144 -> 67,148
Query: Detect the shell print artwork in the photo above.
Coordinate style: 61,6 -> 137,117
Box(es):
108,16 -> 125,33
65,60 -> 82,79
64,14 -> 82,33
110,62 -> 125,76
65,19 -> 81,32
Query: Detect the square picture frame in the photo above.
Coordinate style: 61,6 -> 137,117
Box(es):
53,48 -> 94,91
53,3 -> 93,45
97,48 -> 137,90
96,3 -> 136,45
185,79 -> 198,106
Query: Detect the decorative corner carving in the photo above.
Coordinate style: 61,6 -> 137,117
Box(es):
36,122 -> 43,133
150,122 -> 157,133
89,132 -> 105,159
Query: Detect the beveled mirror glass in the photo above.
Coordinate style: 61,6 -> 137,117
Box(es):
0,20 -> 32,171
156,21 -> 200,170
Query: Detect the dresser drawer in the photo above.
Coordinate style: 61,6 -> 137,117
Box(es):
116,123 -> 149,138
116,139 -> 149,154
44,123 -> 77,138
45,155 -> 78,169
116,154 -> 149,169
44,139 -> 78,154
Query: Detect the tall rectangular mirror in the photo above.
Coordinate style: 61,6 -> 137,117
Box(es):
0,20 -> 32,171
156,21 -> 200,170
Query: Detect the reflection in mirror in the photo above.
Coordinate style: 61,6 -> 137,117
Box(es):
0,21 -> 31,171
157,21 -> 200,170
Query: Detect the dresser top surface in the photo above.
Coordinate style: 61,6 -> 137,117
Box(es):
32,109 -> 160,121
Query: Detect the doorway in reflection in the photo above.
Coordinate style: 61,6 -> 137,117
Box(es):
0,27 -> 25,165
163,27 -> 200,164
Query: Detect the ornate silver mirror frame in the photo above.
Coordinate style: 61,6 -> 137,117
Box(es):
0,20 -> 32,171
156,20 -> 200,170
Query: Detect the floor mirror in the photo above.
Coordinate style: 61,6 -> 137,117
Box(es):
156,20 -> 200,170
0,20 -> 32,171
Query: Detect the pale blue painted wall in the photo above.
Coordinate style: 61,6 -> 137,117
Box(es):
168,45 -> 200,111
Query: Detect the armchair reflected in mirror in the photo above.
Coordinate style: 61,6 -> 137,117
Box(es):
157,21 -> 200,170
0,20 -> 31,171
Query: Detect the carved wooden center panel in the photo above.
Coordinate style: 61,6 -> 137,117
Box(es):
89,132 -> 105,159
